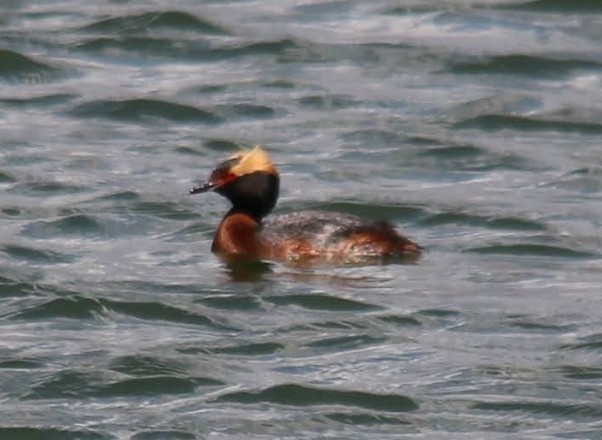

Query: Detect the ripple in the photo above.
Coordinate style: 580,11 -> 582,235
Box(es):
556,430 -> 602,440
560,333 -> 602,351
477,364 -> 540,381
215,342 -> 284,356
93,190 -> 139,202
506,316 -> 574,333
101,298 -> 236,331
26,370 -> 110,399
8,295 -> 235,330
298,94 -> 356,110
498,0 -> 602,12
0,427 -> 112,440
304,334 -> 386,351
472,400 -> 602,419
454,114 -> 602,134
261,79 -> 297,89
1,208 -> 21,218
173,145 -> 205,156
26,369 -> 222,399
286,319 -> 370,333
447,54 -> 601,78
0,93 -> 76,108
411,139 -> 533,171
215,383 -> 419,412
100,280 -> 205,296
422,212 -> 546,231
195,84 -> 227,94
0,358 -> 45,369
108,355 -> 188,376
1,245 -> 75,265
447,94 -> 541,123
94,376 -> 209,397
384,5 -> 443,15
265,293 -> 379,311
215,38 -> 298,59
554,365 -> 602,380
75,36 -> 184,57
341,129 -> 405,147
20,208 -> 186,241
196,294 -> 263,311
466,244 -> 594,258
22,214 -> 104,239
412,140 -> 482,157
323,411 -> 411,426
0,49 -> 61,83
376,314 -> 422,327
75,36 -> 297,62
8,296 -> 105,321
12,180 -> 89,197
179,341 -> 284,356
319,201 -> 425,222
548,167 -> 602,194
129,200 -> 199,221
203,138 -> 243,152
0,170 -> 16,183
417,309 -> 460,318
131,431 -> 195,440
82,10 -> 228,35
215,103 -> 277,120
0,275 -> 37,298
70,99 -> 222,124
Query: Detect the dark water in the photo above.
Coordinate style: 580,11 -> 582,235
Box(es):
1,0 -> 602,438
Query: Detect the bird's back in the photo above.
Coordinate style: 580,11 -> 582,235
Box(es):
260,210 -> 420,264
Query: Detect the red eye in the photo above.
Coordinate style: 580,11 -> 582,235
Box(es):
209,167 -> 237,187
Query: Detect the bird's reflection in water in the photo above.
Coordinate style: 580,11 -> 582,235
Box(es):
221,256 -> 416,287
221,258 -> 274,282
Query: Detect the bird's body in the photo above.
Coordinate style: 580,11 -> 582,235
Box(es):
191,146 -> 420,266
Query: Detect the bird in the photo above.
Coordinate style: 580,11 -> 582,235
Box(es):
190,146 -> 420,266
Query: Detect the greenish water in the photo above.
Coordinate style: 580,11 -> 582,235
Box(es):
1,0 -> 602,438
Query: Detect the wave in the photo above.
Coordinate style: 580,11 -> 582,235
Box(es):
265,293 -> 380,311
1,245 -> 75,265
215,383 -> 419,412
446,54 -> 601,78
213,103 -> 277,120
75,36 -> 298,62
8,295 -> 237,331
411,138 -> 533,172
0,49 -> 62,83
422,212 -> 546,231
0,427 -> 109,440
454,114 -> 602,134
22,214 -> 104,239
466,243 -> 594,258
70,98 -> 222,124
82,10 -> 229,35
177,341 -> 284,356
25,369 -> 223,399
560,332 -> 602,351
497,0 -> 602,12
472,399 -> 602,419
0,93 -> 76,108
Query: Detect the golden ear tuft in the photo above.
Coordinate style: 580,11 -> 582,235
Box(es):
230,145 -> 277,176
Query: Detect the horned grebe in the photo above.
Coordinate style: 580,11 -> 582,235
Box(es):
190,146 -> 421,265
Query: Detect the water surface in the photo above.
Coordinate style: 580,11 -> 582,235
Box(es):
1,0 -> 602,438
